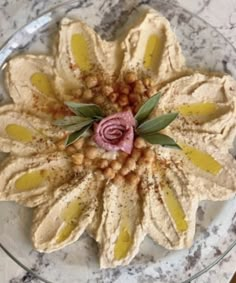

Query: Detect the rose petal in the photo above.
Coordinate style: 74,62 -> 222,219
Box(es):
102,123 -> 126,141
117,126 -> 134,154
94,111 -> 135,153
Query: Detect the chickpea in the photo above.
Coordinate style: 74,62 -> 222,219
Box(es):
96,73 -> 104,83
143,77 -> 151,88
66,145 -> 77,155
101,151 -> 116,160
85,75 -> 98,88
147,88 -> 156,98
126,172 -> 140,186
132,102 -> 141,114
125,158 -> 136,171
110,160 -> 122,171
137,157 -> 148,168
131,148 -> 141,161
120,166 -> 130,176
134,80 -> 146,94
94,95 -> 105,105
87,139 -> 97,146
122,106 -> 133,113
144,148 -> 155,159
109,92 -> 118,103
113,174 -> 125,186
124,71 -> 137,84
56,140 -> 65,151
134,137 -> 146,149
117,152 -> 128,162
100,159 -> 109,169
83,89 -> 93,100
120,84 -> 130,95
149,79 -> 155,87
73,138 -> 84,150
129,93 -> 141,104
118,94 -> 129,107
85,146 -> 99,159
84,159 -> 92,167
102,85 -> 113,96
72,153 -> 84,165
136,165 -> 145,176
103,167 -> 115,179
143,148 -> 155,164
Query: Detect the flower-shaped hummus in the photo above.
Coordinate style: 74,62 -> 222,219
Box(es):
0,7 -> 236,268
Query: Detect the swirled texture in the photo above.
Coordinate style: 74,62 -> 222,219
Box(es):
93,111 -> 136,154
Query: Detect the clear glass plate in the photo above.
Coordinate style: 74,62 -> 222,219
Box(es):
0,1 -> 236,283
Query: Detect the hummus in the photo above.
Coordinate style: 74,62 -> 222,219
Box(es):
156,73 -> 236,149
32,173 -> 100,252
154,73 -> 236,200
0,105 -> 64,155
120,8 -> 186,86
0,7 -> 235,270
5,55 -> 63,118
55,18 -> 121,97
141,158 -> 198,250
0,152 -> 73,207
96,181 -> 144,268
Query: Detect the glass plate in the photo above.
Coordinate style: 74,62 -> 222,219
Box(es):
0,1 -> 236,282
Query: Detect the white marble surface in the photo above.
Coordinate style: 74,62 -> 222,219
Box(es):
0,0 -> 235,282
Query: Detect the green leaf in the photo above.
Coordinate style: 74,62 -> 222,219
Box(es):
135,93 -> 162,125
140,133 -> 181,149
63,119 -> 94,132
65,101 -> 104,118
138,113 -> 178,135
53,116 -> 92,127
65,124 -> 92,147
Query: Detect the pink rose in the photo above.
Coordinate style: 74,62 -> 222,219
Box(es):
94,111 -> 136,154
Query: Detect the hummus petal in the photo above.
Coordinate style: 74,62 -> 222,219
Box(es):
0,152 -> 73,207
152,72 -> 236,200
97,182 -> 145,268
168,132 -> 236,201
156,73 -> 236,150
120,8 -> 186,85
0,105 -> 64,156
31,173 -> 99,252
141,152 -> 198,250
5,54 -> 64,118
86,177 -> 105,239
55,18 -> 120,99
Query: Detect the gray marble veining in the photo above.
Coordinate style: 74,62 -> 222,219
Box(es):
0,0 -> 235,283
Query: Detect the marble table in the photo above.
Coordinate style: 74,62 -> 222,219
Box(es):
0,0 -> 235,282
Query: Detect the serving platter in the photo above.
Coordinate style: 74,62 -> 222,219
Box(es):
0,1 -> 235,282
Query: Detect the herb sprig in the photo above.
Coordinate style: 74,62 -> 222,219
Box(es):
135,93 -> 180,149
54,102 -> 104,146
54,93 -> 180,149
